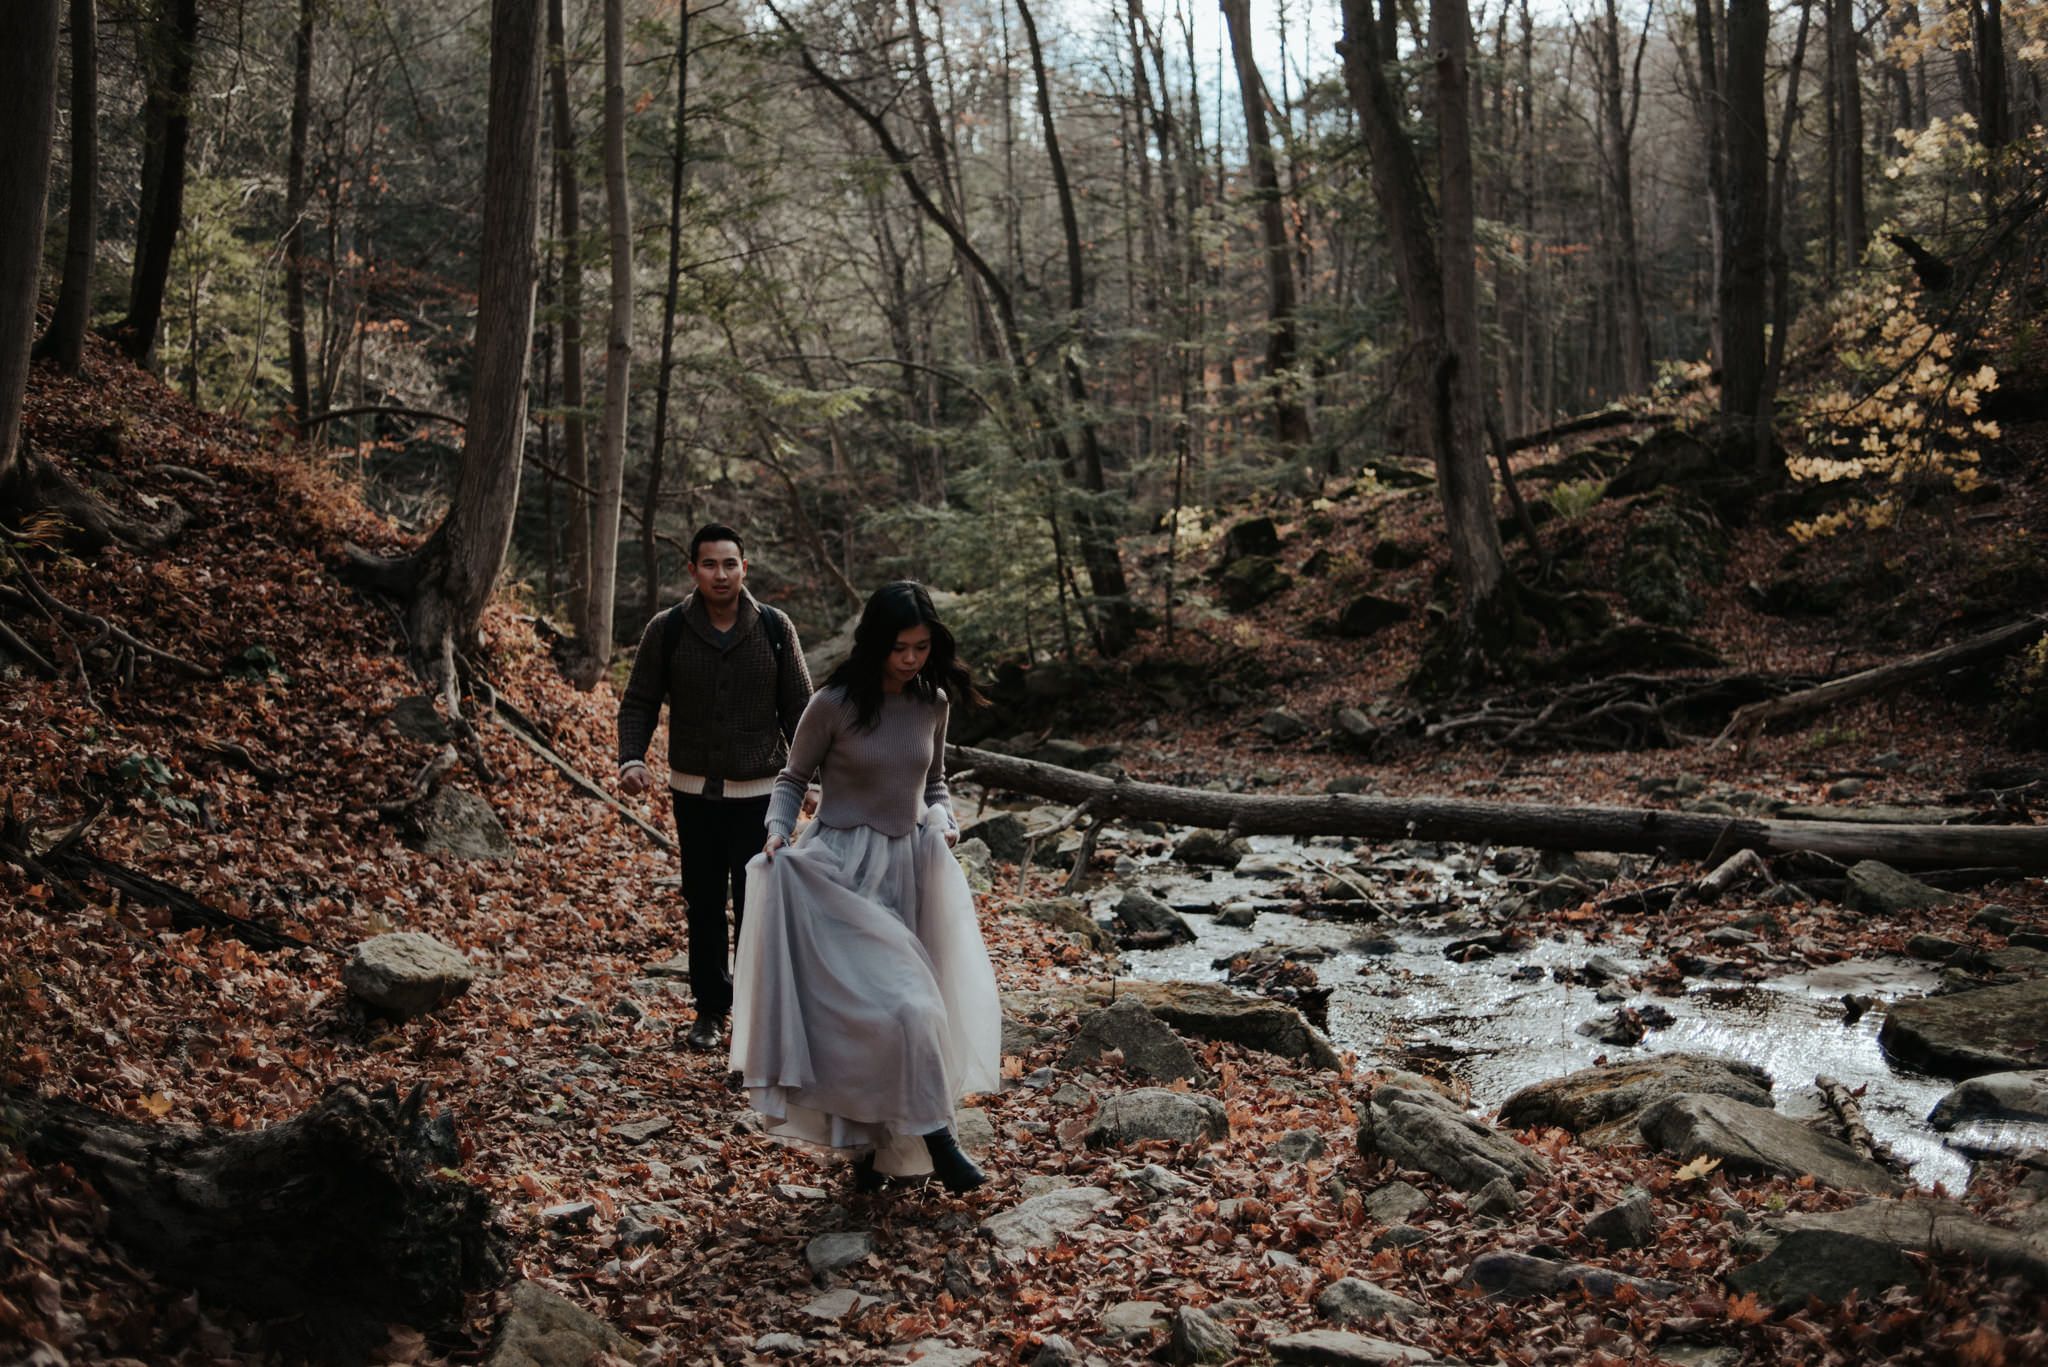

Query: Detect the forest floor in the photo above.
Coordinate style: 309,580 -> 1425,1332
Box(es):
4,335 -> 2048,1367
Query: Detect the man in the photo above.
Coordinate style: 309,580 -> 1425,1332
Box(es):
618,524 -> 812,1049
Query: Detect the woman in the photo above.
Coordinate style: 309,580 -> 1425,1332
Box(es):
730,582 -> 1001,1192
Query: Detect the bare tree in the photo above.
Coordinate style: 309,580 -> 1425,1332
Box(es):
641,0 -> 691,625
283,0 -> 315,429
115,0 -> 199,368
1,0 -> 62,490
547,0 -> 593,639
1719,0 -> 1771,466
38,0 -> 96,376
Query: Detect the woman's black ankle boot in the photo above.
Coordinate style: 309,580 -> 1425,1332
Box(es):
851,1151 -> 885,1194
922,1128 -> 986,1193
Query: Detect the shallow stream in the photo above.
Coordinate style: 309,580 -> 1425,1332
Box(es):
1054,828 -> 2041,1193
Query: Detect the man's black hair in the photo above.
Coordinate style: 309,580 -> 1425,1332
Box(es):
689,523 -> 745,562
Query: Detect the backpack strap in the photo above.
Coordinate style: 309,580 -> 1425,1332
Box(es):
663,600 -> 785,665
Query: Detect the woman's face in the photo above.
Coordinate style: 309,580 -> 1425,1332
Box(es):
884,623 -> 933,691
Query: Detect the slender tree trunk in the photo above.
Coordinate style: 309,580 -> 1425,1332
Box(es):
349,0 -> 545,692
1975,0 -> 2008,148
1719,0 -> 1771,467
643,0 -> 688,627
1015,0 -> 1134,655
283,0 -> 314,428
1765,0 -> 1815,412
576,0 -> 630,687
1221,0 -> 1312,459
1,0 -> 62,488
1597,0 -> 1651,394
546,0 -> 592,638
117,0 -> 199,368
40,0 -> 97,375
1692,0 -> 1727,369
1830,0 -> 1867,262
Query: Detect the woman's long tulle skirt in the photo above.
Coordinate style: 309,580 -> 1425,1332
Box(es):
729,807 -> 1001,1177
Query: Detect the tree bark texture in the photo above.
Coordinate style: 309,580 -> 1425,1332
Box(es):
642,0 -> 689,627
1596,0 -> 1650,395
4,1083 -> 508,1353
1829,0 -> 1867,261
1717,0 -> 1772,467
0,0 -> 61,486
41,0 -> 97,376
118,0 -> 199,369
945,746 -> 2048,872
547,0 -> 593,642
579,0 -> 631,688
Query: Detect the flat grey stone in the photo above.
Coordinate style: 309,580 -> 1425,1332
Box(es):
1773,1197 -> 2048,1287
1111,889 -> 1199,946
1269,1329 -> 1443,1365
1467,1176 -> 1521,1221
1584,1189 -> 1654,1248
1498,1053 -> 1773,1147
1273,1129 -> 1329,1163
1087,1088 -> 1229,1148
1363,1180 -> 1429,1224
1314,1275 -> 1423,1322
960,812 -> 1028,861
1928,1070 -> 2048,1129
979,1186 -> 1115,1249
1845,859 -> 1957,914
485,1279 -> 633,1367
751,1333 -> 811,1355
1637,1093 -> 1902,1194
801,1288 -> 878,1320
613,1215 -> 666,1251
1174,829 -> 1251,868
1463,1251 -> 1678,1301
1726,1227 -> 1922,1309
1099,1300 -> 1167,1341
539,1201 -> 595,1230
1357,1086 -> 1548,1192
1881,979 -> 2048,1077
400,785 -> 513,861
898,1342 -> 985,1367
612,1116 -> 673,1145
806,1230 -> 875,1279
1126,1163 -> 1193,1199
1167,1305 -> 1237,1364
1006,979 -> 1342,1070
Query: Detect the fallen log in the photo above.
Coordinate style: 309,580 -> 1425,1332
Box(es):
945,746 -> 2048,873
1714,615 -> 2048,753
3,1081 -> 508,1358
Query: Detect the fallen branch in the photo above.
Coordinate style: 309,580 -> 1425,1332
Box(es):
947,745 -> 2048,872
1816,1073 -> 1896,1168
1714,615 -> 2048,754
1505,406 -> 1671,454
484,693 -> 676,854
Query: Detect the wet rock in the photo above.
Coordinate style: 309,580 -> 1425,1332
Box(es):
805,1231 -> 875,1280
1087,1088 -> 1229,1149
1111,890 -> 1198,947
959,812 -> 1028,862
1174,829 -> 1252,868
1099,1300 -> 1167,1341
979,1187 -> 1116,1249
1879,978 -> 2048,1076
1260,708 -> 1312,742
1463,1252 -> 1679,1301
1350,933 -> 1401,956
1845,860 -> 1958,915
1972,905 -> 2022,934
1062,998 -> 1204,1083
1166,1306 -> 1237,1365
1010,979 -> 1340,1069
1585,1189 -> 1654,1248
1703,925 -> 1758,946
1443,932 -> 1524,962
484,1279 -> 633,1367
1315,1275 -> 1423,1323
1356,1086 -> 1549,1192
344,932 -> 478,1017
1363,1180 -> 1430,1224
1772,1197 -> 2048,1287
1725,1228 -> 1922,1309
1215,903 -> 1259,928
1637,1093 -> 1903,1194
1498,1054 -> 1775,1146
1576,954 -> 1633,985
1576,1006 -> 1665,1046
400,786 -> 513,862
1273,1129 -> 1329,1164
1927,1070 -> 2048,1129
1270,1329 -> 1443,1365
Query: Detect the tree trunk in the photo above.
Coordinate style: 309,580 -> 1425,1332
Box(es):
117,0 -> 198,369
350,0 -> 545,693
1829,0 -> 1867,261
1597,0 -> 1650,395
4,1083 -> 509,1355
1691,0 -> 1728,368
1718,0 -> 1772,468
39,0 -> 96,376
0,0 -> 61,485
283,0 -> 314,429
642,0 -> 689,628
547,0 -> 592,641
575,0 -> 630,688
1015,0 -> 1135,656
1221,0 -> 1312,458
1765,0 -> 1815,415
1975,0 -> 2008,148
944,746 -> 2048,872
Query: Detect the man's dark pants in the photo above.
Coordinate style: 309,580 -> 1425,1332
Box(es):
670,791 -> 772,1021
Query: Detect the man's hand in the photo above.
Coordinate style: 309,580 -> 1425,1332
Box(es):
620,767 -> 649,797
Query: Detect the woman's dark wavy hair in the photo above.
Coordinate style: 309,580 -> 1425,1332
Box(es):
825,581 -> 986,729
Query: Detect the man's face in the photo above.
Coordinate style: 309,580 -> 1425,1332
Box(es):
690,540 -> 747,606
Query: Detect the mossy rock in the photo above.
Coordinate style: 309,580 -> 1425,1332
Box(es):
1218,516 -> 1282,562
1215,555 -> 1293,612
1618,497 -> 1728,626
1604,428 -> 1719,498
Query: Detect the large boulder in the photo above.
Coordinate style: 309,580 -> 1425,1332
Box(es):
979,1187 -> 1117,1250
960,812 -> 1029,862
1062,999 -> 1204,1084
1174,830 -> 1251,868
1086,1088 -> 1230,1149
1927,1070 -> 2048,1130
1216,555 -> 1293,612
1111,890 -> 1199,947
1880,978 -> 2048,1077
1314,1276 -> 1423,1323
485,1280 -> 633,1367
1357,1086 -> 1549,1192
1005,980 -> 1342,1071
344,932 -> 478,1017
1845,860 -> 1957,915
400,787 -> 512,862
1725,1228 -> 1922,1310
1497,1054 -> 1775,1146
1636,1093 -> 1903,1194
1331,594 -> 1410,640
1770,1197 -> 2048,1288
